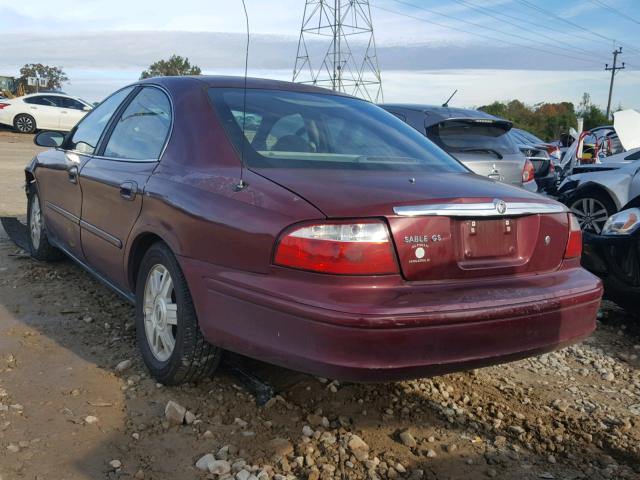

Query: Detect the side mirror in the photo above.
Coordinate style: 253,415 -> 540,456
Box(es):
83,105 -> 92,112
34,131 -> 65,148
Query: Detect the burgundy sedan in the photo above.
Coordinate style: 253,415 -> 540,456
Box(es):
26,76 -> 602,384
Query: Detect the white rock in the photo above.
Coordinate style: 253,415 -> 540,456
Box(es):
347,434 -> 369,461
115,359 -> 132,372
196,453 -> 216,471
236,470 -> 251,480
185,410 -> 196,425
84,415 -> 99,424
302,425 -> 314,437
109,459 -> 122,469
209,460 -> 232,475
164,400 -> 186,425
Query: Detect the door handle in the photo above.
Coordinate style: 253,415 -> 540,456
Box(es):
68,166 -> 78,184
120,181 -> 138,201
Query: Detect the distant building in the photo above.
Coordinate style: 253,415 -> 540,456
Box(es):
0,75 -> 16,94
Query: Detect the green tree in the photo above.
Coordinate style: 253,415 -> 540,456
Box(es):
18,63 -> 69,94
577,92 -> 609,130
140,55 -> 201,79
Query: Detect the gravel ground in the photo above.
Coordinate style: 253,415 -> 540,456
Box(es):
0,131 -> 639,479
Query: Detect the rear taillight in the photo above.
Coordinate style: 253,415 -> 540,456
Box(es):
274,221 -> 398,275
522,159 -> 535,183
564,214 -> 582,259
0,103 -> 10,109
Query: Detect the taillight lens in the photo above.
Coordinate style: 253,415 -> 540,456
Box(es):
522,159 -> 535,183
0,103 -> 10,109
564,214 -> 582,259
274,221 -> 398,275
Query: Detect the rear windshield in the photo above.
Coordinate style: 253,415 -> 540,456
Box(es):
208,88 -> 467,173
427,120 -> 519,155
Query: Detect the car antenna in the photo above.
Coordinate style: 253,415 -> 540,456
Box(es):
235,0 -> 250,192
442,89 -> 458,108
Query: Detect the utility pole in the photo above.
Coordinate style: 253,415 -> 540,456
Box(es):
293,0 -> 383,102
605,47 -> 625,120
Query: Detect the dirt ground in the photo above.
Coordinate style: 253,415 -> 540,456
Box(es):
0,130 -> 639,480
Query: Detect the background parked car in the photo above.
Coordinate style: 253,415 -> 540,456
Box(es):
0,93 -> 93,133
510,128 -> 557,194
558,148 -> 640,233
581,207 -> 640,314
511,127 -> 563,164
380,104 -> 537,191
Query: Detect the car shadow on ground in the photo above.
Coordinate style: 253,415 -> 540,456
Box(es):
0,231 -> 639,479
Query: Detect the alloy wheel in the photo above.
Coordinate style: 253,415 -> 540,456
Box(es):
16,116 -> 34,133
143,264 -> 178,362
570,197 -> 609,233
30,194 -> 42,249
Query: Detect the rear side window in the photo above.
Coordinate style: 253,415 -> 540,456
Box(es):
68,87 -> 135,155
209,88 -> 466,173
24,96 -> 56,106
102,87 -> 171,161
427,121 -> 519,155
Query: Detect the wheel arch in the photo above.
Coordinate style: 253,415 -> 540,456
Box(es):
568,182 -> 621,211
127,231 -> 170,293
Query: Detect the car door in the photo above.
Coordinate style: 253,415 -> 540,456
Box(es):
57,97 -> 90,131
23,95 -> 61,130
36,87 -> 136,260
79,86 -> 172,289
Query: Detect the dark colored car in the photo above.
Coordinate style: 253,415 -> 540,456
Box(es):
510,128 -> 558,194
582,206 -> 640,313
25,76 -> 602,384
379,104 -> 537,192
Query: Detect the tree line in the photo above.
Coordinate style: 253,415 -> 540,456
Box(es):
6,56 -> 617,143
478,93 -> 613,142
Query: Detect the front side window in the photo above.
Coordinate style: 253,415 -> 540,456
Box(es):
102,87 -> 171,161
427,120 -> 519,156
59,97 -> 87,110
209,88 -> 466,173
68,87 -> 135,155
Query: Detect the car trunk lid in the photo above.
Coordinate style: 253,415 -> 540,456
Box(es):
254,168 -> 569,280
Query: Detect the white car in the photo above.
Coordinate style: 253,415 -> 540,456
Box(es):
0,93 -> 93,134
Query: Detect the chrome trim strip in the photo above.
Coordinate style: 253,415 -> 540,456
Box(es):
393,201 -> 568,217
80,220 -> 123,249
45,201 -> 80,224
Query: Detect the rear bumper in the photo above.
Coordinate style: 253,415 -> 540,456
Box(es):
180,257 -> 603,381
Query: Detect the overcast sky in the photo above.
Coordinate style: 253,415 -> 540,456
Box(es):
1,0 -> 639,108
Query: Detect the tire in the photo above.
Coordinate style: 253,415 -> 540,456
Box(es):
135,242 -> 222,384
27,185 -> 63,261
14,114 -> 36,134
568,190 -> 616,234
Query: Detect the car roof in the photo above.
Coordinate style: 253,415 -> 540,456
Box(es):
139,75 -> 355,98
379,103 -> 511,127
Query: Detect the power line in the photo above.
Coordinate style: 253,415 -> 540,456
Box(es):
389,0 -> 602,64
449,0 -> 611,63
589,0 -> 640,26
515,0 -> 640,55
375,3 -> 601,66
457,0 -> 614,53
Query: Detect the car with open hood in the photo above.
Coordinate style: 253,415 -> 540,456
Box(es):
23,76 -> 602,384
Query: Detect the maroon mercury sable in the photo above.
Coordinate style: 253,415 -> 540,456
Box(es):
25,76 -> 602,384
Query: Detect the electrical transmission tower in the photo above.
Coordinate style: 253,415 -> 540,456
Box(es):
293,0 -> 383,102
605,47 -> 625,119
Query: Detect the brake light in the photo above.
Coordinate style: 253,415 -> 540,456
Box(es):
564,214 -> 582,259
0,103 -> 10,109
274,221 -> 398,275
522,159 -> 535,183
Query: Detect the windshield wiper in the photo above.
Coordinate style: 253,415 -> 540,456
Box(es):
457,148 -> 503,159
